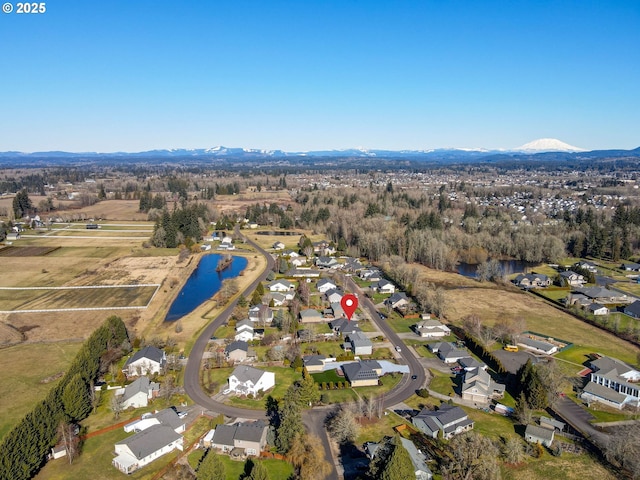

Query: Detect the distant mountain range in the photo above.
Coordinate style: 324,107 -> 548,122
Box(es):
0,139 -> 638,163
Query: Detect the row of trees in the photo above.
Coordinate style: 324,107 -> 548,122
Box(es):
0,316 -> 129,480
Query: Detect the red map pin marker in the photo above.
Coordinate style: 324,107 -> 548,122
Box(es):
341,294 -> 358,321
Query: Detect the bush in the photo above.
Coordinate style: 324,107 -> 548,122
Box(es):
417,389 -> 429,398
329,382 -> 335,390
320,394 -> 329,404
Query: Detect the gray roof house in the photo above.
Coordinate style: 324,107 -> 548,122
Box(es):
386,292 -> 410,309
299,308 -> 324,323
210,420 -> 268,457
624,300 -> 640,319
414,319 -> 451,338
316,278 -> 337,293
559,270 -> 586,286
461,367 -> 505,404
113,424 -> 183,474
524,424 -> 554,447
585,356 -> 640,407
513,273 -> 551,289
123,346 -> 166,377
113,408 -> 185,474
412,405 -> 474,439
228,366 -> 275,396
581,381 -> 629,409
303,354 -> 328,373
342,360 -> 381,387
118,376 -> 159,409
225,340 -> 250,362
622,262 -> 640,271
539,416 -> 565,431
345,331 -> 373,355
428,342 -> 469,363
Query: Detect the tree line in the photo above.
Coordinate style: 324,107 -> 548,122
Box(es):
0,316 -> 129,480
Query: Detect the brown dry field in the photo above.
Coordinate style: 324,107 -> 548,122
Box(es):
413,264 -> 640,364
210,190 -> 293,214
247,229 -> 327,251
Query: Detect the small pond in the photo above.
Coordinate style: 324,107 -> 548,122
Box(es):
165,254 -> 248,321
457,259 -> 535,278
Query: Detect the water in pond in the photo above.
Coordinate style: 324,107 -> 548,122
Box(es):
457,260 -> 534,278
165,254 -> 248,321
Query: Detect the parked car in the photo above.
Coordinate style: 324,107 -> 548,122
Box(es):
395,345 -> 402,352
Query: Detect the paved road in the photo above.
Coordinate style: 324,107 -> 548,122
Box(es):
344,275 -> 426,407
183,233 -> 274,420
553,397 -> 610,448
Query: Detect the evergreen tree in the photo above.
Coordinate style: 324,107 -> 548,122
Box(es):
247,460 -> 270,480
369,436 -> 414,480
276,395 -> 303,453
62,373 -> 92,421
296,369 -> 320,406
12,189 -> 33,218
197,449 -> 226,480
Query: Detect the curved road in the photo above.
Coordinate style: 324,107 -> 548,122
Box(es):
183,238 -> 425,478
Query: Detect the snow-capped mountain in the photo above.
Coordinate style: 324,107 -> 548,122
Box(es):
515,138 -> 586,153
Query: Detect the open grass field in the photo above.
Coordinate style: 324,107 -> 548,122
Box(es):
0,342 -> 82,439
502,451 -> 617,480
439,283 -> 640,366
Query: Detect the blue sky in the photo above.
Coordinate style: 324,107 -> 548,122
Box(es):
1,0 -> 638,152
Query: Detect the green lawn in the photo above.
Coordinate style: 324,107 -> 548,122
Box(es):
537,288 -> 570,302
312,369 -> 343,384
0,342 -> 82,439
385,314 -> 417,333
464,408 -> 518,441
354,411 -> 409,445
189,452 -> 293,480
428,369 -> 457,396
228,367 -> 302,408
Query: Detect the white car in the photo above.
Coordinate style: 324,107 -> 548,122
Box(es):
395,346 -> 402,352
222,388 -> 232,395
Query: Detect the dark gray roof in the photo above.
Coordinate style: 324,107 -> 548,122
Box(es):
539,416 -> 565,431
225,340 -> 249,354
574,287 -> 615,299
342,362 -> 379,382
399,437 -> 432,476
317,278 -> 336,288
303,355 -> 326,367
234,420 -> 267,442
415,404 -> 468,426
150,408 -> 184,431
588,303 -> 607,312
625,300 -> 640,317
124,346 -> 165,368
590,356 -> 635,377
388,292 -> 409,304
518,337 -> 555,352
211,424 -> 237,447
117,424 -> 181,460
349,332 -> 372,348
231,365 -> 268,384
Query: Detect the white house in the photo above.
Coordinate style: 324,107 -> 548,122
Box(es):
267,279 -> 294,292
235,319 -> 255,342
117,376 -> 159,409
248,304 -> 274,324
325,289 -> 344,304
346,332 -> 373,355
123,346 -> 166,377
272,241 -> 285,250
316,278 -> 337,294
228,366 -> 275,396
114,409 -> 185,474
374,279 -> 396,294
414,319 -> 451,338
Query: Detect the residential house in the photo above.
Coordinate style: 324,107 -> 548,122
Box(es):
359,268 -> 382,282
268,292 -> 287,306
343,258 -> 364,273
113,424 -> 183,474
412,405 -> 474,439
303,355 -> 328,373
624,300 -> 640,319
571,286 -> 628,305
299,309 -> 324,323
287,267 -> 321,278
123,346 -> 166,377
524,424 -> 554,447
225,341 -> 250,362
316,256 -> 341,269
234,320 -> 255,342
113,409 -> 185,474
458,357 -> 486,371
559,270 -> 586,287
386,292 -> 410,310
586,355 -> 640,406
622,262 -> 640,272
248,304 -> 274,324
588,303 -> 609,316
313,240 -> 336,256
283,249 -> 299,257
228,366 -> 275,396
342,360 -> 381,387
317,278 -> 337,294
272,241 -> 285,250
267,279 -> 294,292
290,256 -> 308,267
328,302 -> 345,319
428,342 -> 468,364
373,279 -> 396,294
414,319 -> 451,338
330,318 -> 362,336
219,237 -> 234,250
325,288 -> 344,304
517,336 -> 558,355
512,273 -> 551,289
576,261 -> 598,273
117,376 -> 159,409
461,367 -> 505,404
210,420 -> 268,457
345,332 -> 373,355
